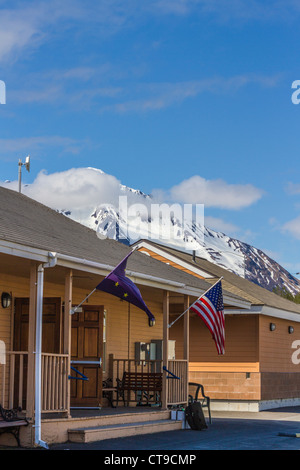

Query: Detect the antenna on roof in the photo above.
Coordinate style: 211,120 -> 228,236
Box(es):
18,155 -> 30,193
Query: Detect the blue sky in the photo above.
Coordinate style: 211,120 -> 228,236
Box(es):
1,0 -> 300,273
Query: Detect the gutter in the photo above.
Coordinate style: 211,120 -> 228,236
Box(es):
34,252 -> 57,449
225,304 -> 300,322
56,253 -> 186,289
0,240 -> 186,289
260,305 -> 300,323
57,253 -> 250,307
0,239 -> 250,305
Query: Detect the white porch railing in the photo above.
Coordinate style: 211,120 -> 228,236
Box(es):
0,351 -> 69,414
1,351 -> 28,410
41,353 -> 69,413
166,360 -> 188,406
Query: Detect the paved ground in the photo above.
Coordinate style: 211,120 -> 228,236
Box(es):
4,407 -> 300,454
48,407 -> 300,451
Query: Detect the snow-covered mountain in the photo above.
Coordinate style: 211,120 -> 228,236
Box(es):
58,170 -> 300,296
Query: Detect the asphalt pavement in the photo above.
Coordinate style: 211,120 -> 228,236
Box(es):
48,406 -> 300,451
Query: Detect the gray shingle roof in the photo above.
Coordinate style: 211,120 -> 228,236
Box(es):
134,239 -> 300,314
0,187 -> 246,304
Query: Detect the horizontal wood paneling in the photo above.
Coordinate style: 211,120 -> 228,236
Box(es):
189,362 -> 259,372
169,313 -> 259,371
259,316 -> 300,373
0,267 -> 165,406
138,248 -> 204,279
0,271 -> 31,407
44,279 -> 164,374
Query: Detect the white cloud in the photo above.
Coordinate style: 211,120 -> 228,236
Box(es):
1,0 -> 300,66
9,72 -> 279,111
0,136 -> 88,158
286,182 -> 300,195
152,175 -> 263,210
282,216 -> 300,240
150,0 -> 300,22
0,1 -> 149,64
1,168 -> 122,218
0,2 -> 65,63
99,74 -> 279,114
0,167 -> 261,245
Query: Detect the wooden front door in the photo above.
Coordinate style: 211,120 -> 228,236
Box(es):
70,305 -> 103,408
14,297 -> 61,353
14,297 -> 61,408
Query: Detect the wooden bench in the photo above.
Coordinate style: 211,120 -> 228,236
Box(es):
188,382 -> 211,424
116,371 -> 162,407
0,405 -> 28,447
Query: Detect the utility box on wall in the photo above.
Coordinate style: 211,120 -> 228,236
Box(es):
168,340 -> 176,360
151,339 -> 176,360
151,340 -> 163,360
135,340 -> 176,362
135,342 -> 150,362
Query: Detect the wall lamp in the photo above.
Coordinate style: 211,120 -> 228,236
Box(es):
1,292 -> 11,309
288,326 -> 294,334
149,318 -> 156,327
270,323 -> 276,331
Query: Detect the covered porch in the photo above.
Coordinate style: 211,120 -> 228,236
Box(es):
0,251 -> 192,446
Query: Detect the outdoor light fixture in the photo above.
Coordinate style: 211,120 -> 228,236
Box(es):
1,292 -> 11,309
289,326 -> 294,334
149,318 -> 156,327
270,323 -> 276,331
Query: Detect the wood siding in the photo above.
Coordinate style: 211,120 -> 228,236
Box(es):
42,280 -> 164,371
169,313 -> 260,401
0,271 -> 30,407
259,315 -> 300,373
259,315 -> 300,401
0,267 -> 164,409
138,247 -> 205,279
170,314 -> 259,367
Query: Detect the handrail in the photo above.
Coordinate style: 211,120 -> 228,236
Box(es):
163,366 -> 180,380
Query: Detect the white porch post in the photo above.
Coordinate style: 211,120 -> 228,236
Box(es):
162,290 -> 169,409
34,253 -> 57,449
183,294 -> 190,404
26,262 -> 37,420
34,264 -> 47,448
64,269 -> 73,418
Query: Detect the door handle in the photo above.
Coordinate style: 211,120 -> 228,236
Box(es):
99,357 -> 102,368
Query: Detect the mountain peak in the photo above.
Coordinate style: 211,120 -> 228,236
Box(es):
44,168 -> 300,296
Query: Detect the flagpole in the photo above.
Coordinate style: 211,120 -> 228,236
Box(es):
70,248 -> 139,315
168,276 -> 223,328
70,288 -> 97,315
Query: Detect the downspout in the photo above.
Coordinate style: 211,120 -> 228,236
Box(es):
34,252 -> 57,449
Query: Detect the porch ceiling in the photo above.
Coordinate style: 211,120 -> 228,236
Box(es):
0,252 -> 32,277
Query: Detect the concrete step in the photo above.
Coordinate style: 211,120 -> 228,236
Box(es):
85,409 -> 171,427
68,419 -> 182,443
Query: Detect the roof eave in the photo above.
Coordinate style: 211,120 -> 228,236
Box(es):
0,239 -> 251,307
225,304 -> 300,321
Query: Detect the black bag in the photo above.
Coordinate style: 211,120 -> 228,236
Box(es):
185,402 -> 208,430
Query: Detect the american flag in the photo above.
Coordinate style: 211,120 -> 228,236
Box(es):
190,280 -> 225,355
